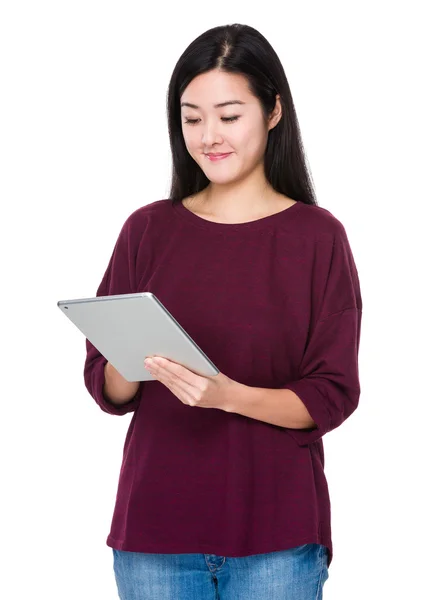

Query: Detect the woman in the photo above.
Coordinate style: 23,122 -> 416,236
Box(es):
84,23 -> 362,600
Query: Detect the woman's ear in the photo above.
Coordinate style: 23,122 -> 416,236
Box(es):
268,94 -> 283,131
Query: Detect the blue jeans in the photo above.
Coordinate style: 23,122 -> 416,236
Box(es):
113,543 -> 329,599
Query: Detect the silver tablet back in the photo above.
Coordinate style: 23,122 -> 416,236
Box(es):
57,292 -> 219,382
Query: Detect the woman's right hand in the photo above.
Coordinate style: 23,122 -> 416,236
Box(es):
103,362 -> 140,405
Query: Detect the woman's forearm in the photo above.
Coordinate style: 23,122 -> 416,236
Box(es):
103,361 -> 140,405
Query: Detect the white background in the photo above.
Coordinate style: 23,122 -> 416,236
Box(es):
1,1 -> 431,598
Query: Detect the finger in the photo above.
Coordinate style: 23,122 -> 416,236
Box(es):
152,357 -> 206,389
146,361 -> 198,404
156,364 -> 200,401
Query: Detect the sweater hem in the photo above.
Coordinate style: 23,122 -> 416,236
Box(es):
106,532 -> 333,568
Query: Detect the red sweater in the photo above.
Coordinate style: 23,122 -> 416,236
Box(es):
84,199 -> 362,567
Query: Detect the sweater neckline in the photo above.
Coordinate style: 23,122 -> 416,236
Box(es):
171,198 -> 304,232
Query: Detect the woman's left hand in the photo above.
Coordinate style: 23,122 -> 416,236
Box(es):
144,356 -> 240,411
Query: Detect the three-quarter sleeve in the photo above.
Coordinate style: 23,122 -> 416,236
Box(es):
83,215 -> 144,415
282,224 -> 363,446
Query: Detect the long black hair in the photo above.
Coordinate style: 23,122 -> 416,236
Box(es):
166,23 -> 318,207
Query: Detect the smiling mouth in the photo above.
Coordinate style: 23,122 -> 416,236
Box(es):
206,153 -> 231,157
205,153 -> 233,161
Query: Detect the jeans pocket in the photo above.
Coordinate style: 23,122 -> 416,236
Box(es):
293,543 -> 314,553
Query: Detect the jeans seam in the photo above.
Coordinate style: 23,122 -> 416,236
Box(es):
315,545 -> 325,600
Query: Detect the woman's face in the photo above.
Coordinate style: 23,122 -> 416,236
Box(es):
180,69 -> 281,185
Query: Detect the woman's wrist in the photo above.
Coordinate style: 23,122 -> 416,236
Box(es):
103,361 -> 140,405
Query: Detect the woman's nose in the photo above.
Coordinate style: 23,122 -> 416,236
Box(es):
201,122 -> 223,146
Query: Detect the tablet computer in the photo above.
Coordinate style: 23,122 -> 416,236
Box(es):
57,292 -> 220,382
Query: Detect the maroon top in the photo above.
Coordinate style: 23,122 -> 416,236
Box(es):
84,199 -> 362,567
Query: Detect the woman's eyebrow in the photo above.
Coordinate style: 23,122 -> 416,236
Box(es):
180,100 -> 246,109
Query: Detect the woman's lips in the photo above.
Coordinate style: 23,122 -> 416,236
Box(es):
205,153 -> 232,162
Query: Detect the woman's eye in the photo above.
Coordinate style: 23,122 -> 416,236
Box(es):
184,116 -> 239,125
